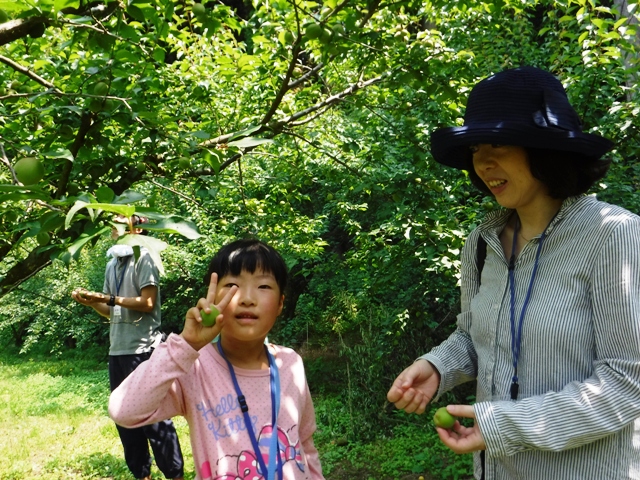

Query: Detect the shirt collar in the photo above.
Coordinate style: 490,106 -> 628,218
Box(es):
478,195 -> 589,239
107,244 -> 135,258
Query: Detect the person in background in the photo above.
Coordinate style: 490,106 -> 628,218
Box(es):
108,238 -> 324,480
72,214 -> 184,480
387,66 -> 640,479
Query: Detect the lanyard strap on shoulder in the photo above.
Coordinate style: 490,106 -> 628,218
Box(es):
113,259 -> 127,296
216,340 -> 281,479
508,218 -> 550,400
267,348 -> 282,479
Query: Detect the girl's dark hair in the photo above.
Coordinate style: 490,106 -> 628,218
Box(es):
205,239 -> 288,293
465,148 -> 611,199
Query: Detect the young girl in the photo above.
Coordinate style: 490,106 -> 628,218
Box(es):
109,239 -> 324,480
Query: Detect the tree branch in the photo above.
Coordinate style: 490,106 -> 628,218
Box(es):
284,130 -> 360,175
201,73 -> 385,150
147,178 -> 216,216
0,55 -> 63,93
289,73 -> 385,126
260,41 -> 303,126
287,62 -> 325,90
0,248 -> 52,298
55,112 -> 94,199
0,142 -> 18,183
0,17 -> 51,47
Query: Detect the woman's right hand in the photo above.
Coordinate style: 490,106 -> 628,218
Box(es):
386,359 -> 441,414
181,273 -> 237,351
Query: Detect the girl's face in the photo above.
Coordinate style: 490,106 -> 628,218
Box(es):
471,144 -> 550,210
215,268 -> 284,344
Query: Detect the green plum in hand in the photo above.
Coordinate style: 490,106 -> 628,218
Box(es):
433,407 -> 456,429
200,306 -> 220,327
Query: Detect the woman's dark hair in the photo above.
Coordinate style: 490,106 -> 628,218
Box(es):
205,239 -> 288,293
465,148 -> 611,199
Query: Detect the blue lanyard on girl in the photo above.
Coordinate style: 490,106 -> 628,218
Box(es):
508,216 -> 552,400
114,259 -> 127,296
216,339 -> 282,479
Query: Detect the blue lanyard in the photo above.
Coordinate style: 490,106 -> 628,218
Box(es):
216,340 -> 282,479
113,259 -> 127,296
508,218 -> 549,400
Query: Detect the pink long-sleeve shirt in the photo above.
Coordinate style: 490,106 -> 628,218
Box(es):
109,333 -> 324,480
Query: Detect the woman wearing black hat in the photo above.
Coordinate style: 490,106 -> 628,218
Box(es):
387,67 -> 640,479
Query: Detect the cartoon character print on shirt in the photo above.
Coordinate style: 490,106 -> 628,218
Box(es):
210,450 -> 263,480
200,425 -> 305,480
258,424 -> 305,473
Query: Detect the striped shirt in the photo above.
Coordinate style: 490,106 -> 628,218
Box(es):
423,195 -> 640,480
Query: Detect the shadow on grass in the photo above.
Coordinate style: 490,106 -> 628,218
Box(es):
0,343 -> 108,377
62,452 -> 196,480
59,452 -> 133,479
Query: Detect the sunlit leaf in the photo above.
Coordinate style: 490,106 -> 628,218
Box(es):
145,217 -> 201,240
117,234 -> 168,275
228,125 -> 262,141
43,149 -> 74,162
114,191 -> 147,204
202,149 -> 222,172
0,192 -> 51,202
228,137 -> 273,148
66,226 -> 111,260
65,201 -> 135,229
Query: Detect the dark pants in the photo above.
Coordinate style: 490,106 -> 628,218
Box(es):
109,352 -> 184,479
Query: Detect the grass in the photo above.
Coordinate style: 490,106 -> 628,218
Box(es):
0,346 -> 472,480
311,395 -> 473,480
0,347 -> 196,480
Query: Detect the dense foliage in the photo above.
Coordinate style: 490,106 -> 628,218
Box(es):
1,0 -> 639,447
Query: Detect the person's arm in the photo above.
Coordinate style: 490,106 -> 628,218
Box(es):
71,288 -> 111,318
71,285 -> 157,314
424,229 -> 484,396
475,218 -> 640,457
110,282 -> 237,426
114,284 -> 157,312
109,333 -> 196,427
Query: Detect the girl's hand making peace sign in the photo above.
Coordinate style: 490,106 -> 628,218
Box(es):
181,273 -> 238,351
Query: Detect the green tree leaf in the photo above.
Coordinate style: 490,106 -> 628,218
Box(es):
228,137 -> 273,148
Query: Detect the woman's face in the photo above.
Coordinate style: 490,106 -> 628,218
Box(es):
471,144 -> 549,210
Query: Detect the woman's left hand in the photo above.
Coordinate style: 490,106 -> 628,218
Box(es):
436,405 -> 486,454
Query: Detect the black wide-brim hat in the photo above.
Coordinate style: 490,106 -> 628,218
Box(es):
430,66 -> 614,169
